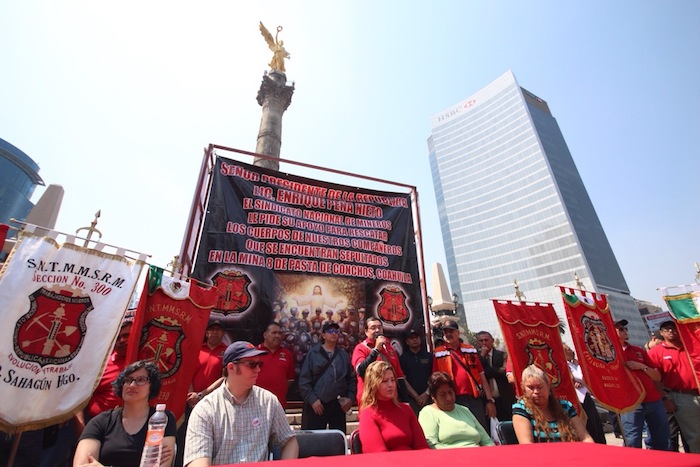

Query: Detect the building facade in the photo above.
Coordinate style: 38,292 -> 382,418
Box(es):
428,71 -> 646,345
0,138 -> 43,227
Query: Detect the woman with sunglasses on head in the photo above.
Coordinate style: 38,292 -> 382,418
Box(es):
512,364 -> 593,444
74,360 -> 177,467
358,360 -> 429,452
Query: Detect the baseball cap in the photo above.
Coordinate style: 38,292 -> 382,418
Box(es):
659,320 -> 676,330
207,319 -> 223,329
322,322 -> 340,333
223,341 -> 268,365
614,319 -> 628,328
442,320 -> 459,330
406,329 -> 421,339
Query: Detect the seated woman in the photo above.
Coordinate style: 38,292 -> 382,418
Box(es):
358,361 -> 429,452
512,364 -> 594,444
74,360 -> 177,467
418,371 -> 495,448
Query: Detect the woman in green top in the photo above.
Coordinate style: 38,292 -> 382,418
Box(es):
418,372 -> 495,448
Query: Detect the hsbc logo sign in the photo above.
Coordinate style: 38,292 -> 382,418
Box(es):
436,99 -> 477,124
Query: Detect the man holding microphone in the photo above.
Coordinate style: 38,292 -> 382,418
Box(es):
352,317 -> 423,409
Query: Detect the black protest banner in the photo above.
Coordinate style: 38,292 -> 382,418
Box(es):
192,156 -> 423,377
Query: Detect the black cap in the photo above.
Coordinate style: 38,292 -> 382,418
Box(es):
207,319 -> 223,329
442,320 -> 459,330
322,321 -> 340,333
406,329 -> 421,339
223,341 -> 268,365
659,320 -> 676,330
614,319 -> 628,328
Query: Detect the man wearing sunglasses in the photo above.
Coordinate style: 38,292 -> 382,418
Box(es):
298,321 -> 356,431
184,341 -> 298,466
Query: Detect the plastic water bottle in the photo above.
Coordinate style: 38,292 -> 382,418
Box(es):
139,403 -> 167,467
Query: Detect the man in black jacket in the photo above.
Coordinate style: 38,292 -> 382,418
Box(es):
477,331 -> 516,421
298,322 -> 356,431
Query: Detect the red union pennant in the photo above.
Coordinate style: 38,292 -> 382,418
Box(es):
560,287 -> 645,413
492,299 -> 582,415
212,270 -> 252,315
14,287 -> 93,367
137,317 -> 184,378
377,286 -> 409,325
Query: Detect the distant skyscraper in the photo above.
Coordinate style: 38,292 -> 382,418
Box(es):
428,71 -> 646,345
0,138 -> 43,226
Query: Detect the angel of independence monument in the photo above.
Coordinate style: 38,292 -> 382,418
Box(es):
177,23 -> 431,389
178,22 -> 294,274
254,23 -> 294,171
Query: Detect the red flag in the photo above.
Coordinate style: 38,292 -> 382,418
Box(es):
127,266 -> 217,420
492,299 -> 582,415
0,223 -> 9,252
560,287 -> 645,413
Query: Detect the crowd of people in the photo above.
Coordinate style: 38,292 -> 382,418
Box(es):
2,311 -> 698,466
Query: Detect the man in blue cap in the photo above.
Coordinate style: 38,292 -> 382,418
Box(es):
184,341 -> 298,465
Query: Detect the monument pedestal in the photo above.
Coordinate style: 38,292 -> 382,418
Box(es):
254,71 -> 294,171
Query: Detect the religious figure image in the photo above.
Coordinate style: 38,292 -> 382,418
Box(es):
259,22 -> 290,72
291,284 -> 346,314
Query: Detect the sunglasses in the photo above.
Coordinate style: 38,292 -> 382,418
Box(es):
236,361 -> 264,369
124,376 -> 150,386
325,328 -> 340,334
617,327 -> 628,331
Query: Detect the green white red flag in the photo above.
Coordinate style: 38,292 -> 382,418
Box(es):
560,287 -> 645,413
492,299 -> 582,415
0,227 -> 145,433
126,266 -> 217,421
661,288 -> 700,389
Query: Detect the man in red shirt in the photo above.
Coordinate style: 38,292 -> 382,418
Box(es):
615,319 -> 670,450
188,319 -> 228,405
352,317 -> 421,408
648,320 -> 700,453
432,319 -> 496,430
84,320 -> 132,419
256,322 -> 295,408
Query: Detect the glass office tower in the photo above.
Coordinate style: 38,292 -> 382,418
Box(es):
428,71 -> 646,345
0,138 -> 43,226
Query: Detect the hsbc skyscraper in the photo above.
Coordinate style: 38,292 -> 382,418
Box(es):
428,71 -> 646,345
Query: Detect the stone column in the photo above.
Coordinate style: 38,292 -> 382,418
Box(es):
254,70 -> 294,171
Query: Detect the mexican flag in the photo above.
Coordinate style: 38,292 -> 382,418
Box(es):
662,290 -> 700,389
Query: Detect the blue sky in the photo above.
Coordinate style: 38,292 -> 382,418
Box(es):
1,1 -> 698,308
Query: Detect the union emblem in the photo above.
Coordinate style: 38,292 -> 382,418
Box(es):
525,338 -> 561,387
581,313 -> 616,363
377,286 -> 409,326
14,287 -> 93,367
212,270 -> 252,315
137,316 -> 184,378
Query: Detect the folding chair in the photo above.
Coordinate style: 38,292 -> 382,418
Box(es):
295,429 -> 349,457
349,429 -> 362,454
496,421 -> 519,445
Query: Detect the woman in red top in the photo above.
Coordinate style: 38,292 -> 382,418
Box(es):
358,361 -> 429,452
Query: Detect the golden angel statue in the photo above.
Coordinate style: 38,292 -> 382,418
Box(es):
259,22 -> 290,72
